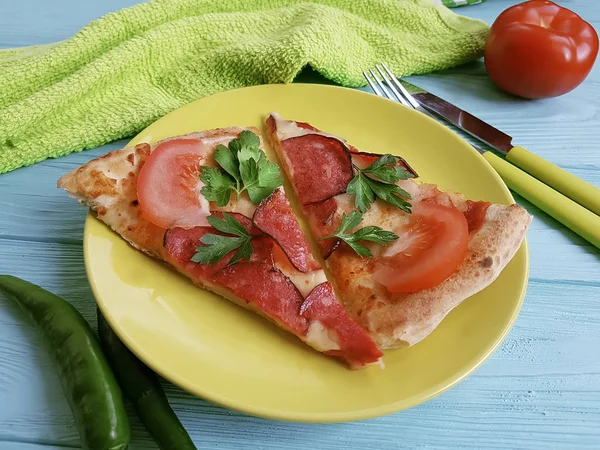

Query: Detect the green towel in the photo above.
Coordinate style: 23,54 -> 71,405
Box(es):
0,0 -> 489,174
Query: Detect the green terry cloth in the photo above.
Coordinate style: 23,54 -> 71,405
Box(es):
0,0 -> 489,174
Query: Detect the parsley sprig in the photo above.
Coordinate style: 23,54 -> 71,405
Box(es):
200,131 -> 283,207
347,154 -> 414,213
191,214 -> 254,266
319,210 -> 398,258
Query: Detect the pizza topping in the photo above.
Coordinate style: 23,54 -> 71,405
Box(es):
164,226 -> 231,278
351,151 -> 418,178
347,154 -> 413,213
209,211 -> 262,236
305,321 -> 340,352
281,134 -> 354,204
253,188 -> 320,273
211,262 -> 309,335
165,225 -> 281,274
270,113 -> 346,143
303,198 -> 340,258
279,266 -> 328,298
210,190 -> 257,218
319,211 -> 398,258
463,200 -> 491,234
301,283 -> 383,368
374,202 -> 469,293
137,138 -> 210,229
200,131 -> 283,207
191,213 -> 254,266
198,166 -> 236,207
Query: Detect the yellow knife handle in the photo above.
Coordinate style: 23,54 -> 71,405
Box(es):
483,151 -> 600,249
506,145 -> 600,216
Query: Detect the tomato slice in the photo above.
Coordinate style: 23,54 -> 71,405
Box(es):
374,203 -> 469,293
137,139 -> 210,229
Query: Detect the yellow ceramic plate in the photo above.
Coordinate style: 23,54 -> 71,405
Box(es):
85,84 -> 528,423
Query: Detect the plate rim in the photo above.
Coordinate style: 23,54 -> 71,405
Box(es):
85,83 -> 530,423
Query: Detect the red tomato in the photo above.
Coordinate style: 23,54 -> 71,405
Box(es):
374,203 -> 469,293
484,0 -> 599,99
137,139 -> 210,229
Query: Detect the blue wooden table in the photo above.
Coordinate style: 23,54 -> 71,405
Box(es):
1,1 -> 599,449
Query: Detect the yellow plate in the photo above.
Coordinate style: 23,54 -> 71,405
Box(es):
85,84 -> 529,423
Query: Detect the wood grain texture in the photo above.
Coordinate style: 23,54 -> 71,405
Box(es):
0,0 -> 599,449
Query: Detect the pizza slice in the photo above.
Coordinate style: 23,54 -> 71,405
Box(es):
266,113 -> 532,349
58,127 -> 383,369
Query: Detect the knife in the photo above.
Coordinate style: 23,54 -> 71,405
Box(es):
401,80 -> 600,217
380,77 -> 600,249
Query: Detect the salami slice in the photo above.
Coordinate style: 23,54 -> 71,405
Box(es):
301,283 -> 383,368
212,262 -> 308,335
281,134 -> 353,204
303,197 -> 340,259
163,227 -> 229,278
163,226 -> 277,277
253,188 -> 320,273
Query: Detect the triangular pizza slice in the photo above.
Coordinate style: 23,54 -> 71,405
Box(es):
266,113 -> 532,349
58,127 -> 383,369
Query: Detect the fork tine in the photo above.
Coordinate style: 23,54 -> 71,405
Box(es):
375,64 -> 410,107
381,62 -> 421,110
369,68 -> 395,102
363,71 -> 383,97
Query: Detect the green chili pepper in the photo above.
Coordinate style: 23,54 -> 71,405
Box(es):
97,309 -> 198,450
0,275 -> 131,450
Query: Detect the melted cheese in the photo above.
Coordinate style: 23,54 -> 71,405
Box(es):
277,266 -> 327,298
211,193 -> 257,218
334,194 -> 412,258
270,112 -> 347,143
305,320 -> 340,352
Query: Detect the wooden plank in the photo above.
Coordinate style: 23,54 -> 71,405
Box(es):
0,443 -> 78,450
1,239 -> 599,449
0,142 -> 126,244
0,0 -> 599,449
0,0 -> 141,48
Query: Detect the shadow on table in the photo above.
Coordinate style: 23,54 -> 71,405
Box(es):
293,65 -> 340,85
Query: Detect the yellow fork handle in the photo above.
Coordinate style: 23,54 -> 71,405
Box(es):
506,145 -> 600,216
483,151 -> 600,249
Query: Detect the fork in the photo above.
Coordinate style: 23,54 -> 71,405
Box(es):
363,63 -> 600,249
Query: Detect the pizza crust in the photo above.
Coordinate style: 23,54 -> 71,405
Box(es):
57,127 -> 258,257
266,114 -> 533,350
327,203 -> 531,348
58,126 -> 385,368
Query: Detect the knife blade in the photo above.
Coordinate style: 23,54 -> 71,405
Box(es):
399,80 -> 513,154
398,79 -> 600,216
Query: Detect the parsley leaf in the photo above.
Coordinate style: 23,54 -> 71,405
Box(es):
239,150 -> 283,204
363,154 -> 414,183
228,138 -> 242,156
347,154 -> 413,212
214,144 -> 241,183
239,129 -> 261,149
201,131 -> 282,206
238,144 -> 263,165
346,172 -> 375,213
191,213 -> 254,266
200,166 -> 235,207
207,212 -> 249,236
366,178 -> 412,213
319,211 -> 398,258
